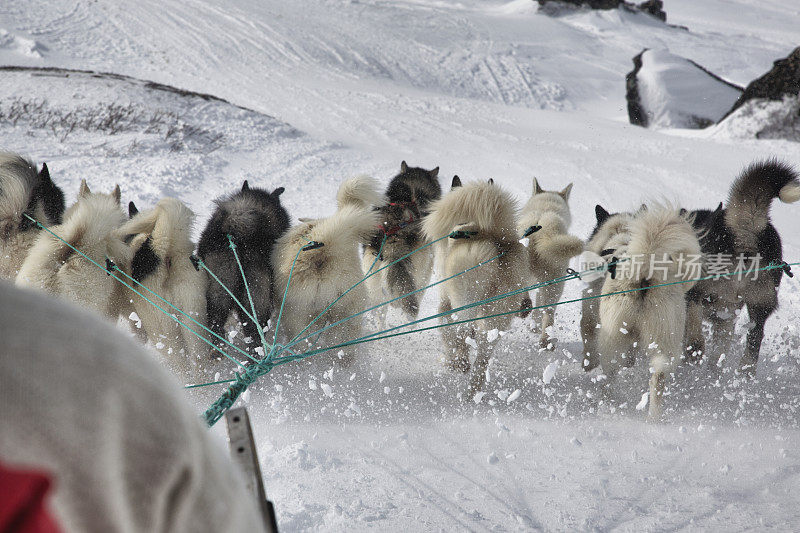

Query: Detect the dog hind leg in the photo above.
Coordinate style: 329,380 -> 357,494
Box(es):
684,299 -> 705,365
388,260 -> 419,318
536,281 -> 564,350
439,297 -> 470,372
740,304 -> 775,376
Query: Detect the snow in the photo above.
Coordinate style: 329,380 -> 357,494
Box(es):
3,0 -> 800,530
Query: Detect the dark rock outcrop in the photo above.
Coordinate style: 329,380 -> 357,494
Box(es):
626,50 -> 648,127
721,47 -> 800,121
537,0 -> 666,21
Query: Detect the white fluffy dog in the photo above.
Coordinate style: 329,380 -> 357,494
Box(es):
596,204 -> 701,420
517,178 -> 583,349
16,180 -> 131,319
116,198 -> 210,375
422,179 -> 529,399
271,176 -> 381,366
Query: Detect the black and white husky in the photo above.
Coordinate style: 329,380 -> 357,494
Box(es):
117,198 -> 211,374
580,205 -> 634,370
362,162 -> 441,323
686,160 -> 800,375
0,153 -> 65,280
197,181 -> 290,350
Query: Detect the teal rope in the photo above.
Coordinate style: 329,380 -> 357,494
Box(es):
111,266 -> 257,363
287,232 -> 448,346
226,235 -> 269,353
22,214 -> 247,369
203,244 -> 307,427
270,244 -> 307,349
271,260 -> 800,363
189,245 -> 605,391
194,258 -> 258,329
286,250 -> 506,352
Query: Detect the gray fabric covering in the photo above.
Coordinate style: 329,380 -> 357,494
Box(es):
0,281 -> 264,533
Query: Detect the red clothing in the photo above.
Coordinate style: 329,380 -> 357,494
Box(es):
0,461 -> 61,533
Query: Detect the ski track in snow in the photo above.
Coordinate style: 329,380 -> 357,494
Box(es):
2,0 -> 800,531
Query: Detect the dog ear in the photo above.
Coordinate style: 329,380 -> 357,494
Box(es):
714,201 -> 723,213
595,204 -> 610,225
400,161 -> 408,173
451,175 -> 462,189
242,180 -> 250,192
128,201 -> 139,218
559,182 -> 573,201
78,179 -> 91,198
638,203 -> 648,213
429,166 -> 439,178
272,187 -> 285,198
487,178 -> 494,185
679,207 -> 687,216
39,162 -> 51,182
533,177 -> 544,195
112,184 -> 121,204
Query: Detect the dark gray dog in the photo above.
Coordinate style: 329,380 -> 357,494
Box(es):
197,180 -> 290,351
362,161 -> 441,321
686,160 -> 799,374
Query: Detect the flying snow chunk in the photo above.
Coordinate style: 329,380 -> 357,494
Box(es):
320,383 -> 333,398
636,392 -> 649,411
542,362 -> 558,385
506,389 -> 521,403
473,391 -> 486,404
129,312 -> 142,328
487,452 -> 499,465
465,337 -> 478,349
487,329 -> 500,343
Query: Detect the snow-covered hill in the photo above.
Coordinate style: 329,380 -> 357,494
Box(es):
2,1 -> 800,530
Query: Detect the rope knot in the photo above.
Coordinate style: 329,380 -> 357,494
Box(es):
302,241 -> 324,251
449,230 -> 478,240
522,225 -> 542,238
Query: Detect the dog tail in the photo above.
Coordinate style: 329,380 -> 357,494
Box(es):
337,175 -> 383,210
119,198 -> 195,255
534,234 -> 584,263
727,159 -> 800,235
622,204 -> 700,288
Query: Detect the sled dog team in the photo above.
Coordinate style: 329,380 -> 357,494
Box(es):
2,152 -> 798,419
